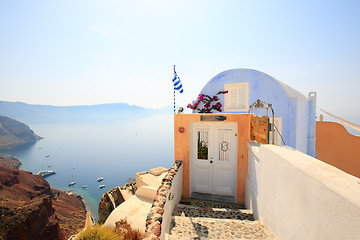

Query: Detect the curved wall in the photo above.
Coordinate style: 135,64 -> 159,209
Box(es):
316,121 -> 360,178
197,68 -> 308,152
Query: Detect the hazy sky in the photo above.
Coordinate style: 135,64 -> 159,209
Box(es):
0,0 -> 359,120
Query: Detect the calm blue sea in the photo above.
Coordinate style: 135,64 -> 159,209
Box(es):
0,114 -> 174,220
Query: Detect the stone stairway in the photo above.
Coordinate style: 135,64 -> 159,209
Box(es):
166,199 -> 274,240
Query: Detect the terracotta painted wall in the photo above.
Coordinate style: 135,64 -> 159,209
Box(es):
174,114 -> 251,204
316,121 -> 360,178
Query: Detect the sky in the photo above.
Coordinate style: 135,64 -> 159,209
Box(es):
0,0 -> 359,121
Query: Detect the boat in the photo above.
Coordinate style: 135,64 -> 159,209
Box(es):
82,185 -> 87,188
45,155 -> 50,158
99,185 -> 105,189
97,177 -> 104,182
37,170 -> 56,177
69,181 -> 76,186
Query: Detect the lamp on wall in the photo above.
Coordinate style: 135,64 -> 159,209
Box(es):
178,126 -> 185,133
177,107 -> 184,114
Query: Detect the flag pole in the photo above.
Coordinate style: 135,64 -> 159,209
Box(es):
173,65 -> 176,114
172,65 -> 183,114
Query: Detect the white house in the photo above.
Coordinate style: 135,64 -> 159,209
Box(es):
192,68 -> 316,156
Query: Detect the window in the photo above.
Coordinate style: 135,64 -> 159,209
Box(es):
224,82 -> 249,112
197,130 -> 209,160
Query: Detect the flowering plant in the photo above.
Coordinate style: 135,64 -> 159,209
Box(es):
187,90 -> 228,113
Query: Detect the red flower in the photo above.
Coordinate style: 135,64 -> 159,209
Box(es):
187,91 -> 227,113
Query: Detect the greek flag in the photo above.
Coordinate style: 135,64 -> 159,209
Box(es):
172,65 -> 183,94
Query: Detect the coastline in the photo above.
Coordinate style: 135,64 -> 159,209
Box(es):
0,154 -> 22,169
0,154 -> 90,237
66,190 -> 96,223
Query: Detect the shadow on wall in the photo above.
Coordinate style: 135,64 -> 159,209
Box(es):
316,121 -> 360,178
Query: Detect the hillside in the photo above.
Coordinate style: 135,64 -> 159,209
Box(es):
0,115 -> 42,148
0,101 -> 171,124
0,166 -> 64,240
0,166 -> 87,239
0,155 -> 22,169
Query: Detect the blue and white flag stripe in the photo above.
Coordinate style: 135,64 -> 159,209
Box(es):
172,67 -> 183,94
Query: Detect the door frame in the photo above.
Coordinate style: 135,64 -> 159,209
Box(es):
189,121 -> 238,199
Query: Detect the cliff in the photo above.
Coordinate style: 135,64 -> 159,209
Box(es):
0,166 -> 87,240
98,186 -> 125,224
0,166 -> 63,240
0,115 -> 42,148
0,155 -> 22,169
51,189 -> 87,238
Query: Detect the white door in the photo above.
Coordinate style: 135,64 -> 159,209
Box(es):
190,122 -> 237,197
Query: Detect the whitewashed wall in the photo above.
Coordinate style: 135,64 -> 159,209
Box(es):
246,142 -> 360,240
160,164 -> 183,239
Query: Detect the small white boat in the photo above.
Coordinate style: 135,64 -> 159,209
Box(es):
69,181 -> 76,186
97,177 -> 104,182
37,170 -> 56,177
99,185 -> 105,189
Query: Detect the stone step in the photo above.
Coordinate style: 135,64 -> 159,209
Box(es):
180,198 -> 246,210
168,216 -> 272,239
173,204 -> 255,221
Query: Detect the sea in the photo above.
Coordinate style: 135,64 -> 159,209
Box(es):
0,113 -> 174,220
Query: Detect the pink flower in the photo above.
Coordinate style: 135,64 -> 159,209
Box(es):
213,96 -> 218,101
194,102 -> 198,106
197,94 -> 204,101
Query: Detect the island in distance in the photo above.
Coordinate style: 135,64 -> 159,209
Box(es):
0,115 -> 42,148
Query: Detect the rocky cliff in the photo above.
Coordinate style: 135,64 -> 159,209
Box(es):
0,155 -> 22,169
51,189 -> 87,238
0,116 -> 42,148
0,166 -> 87,240
0,166 -> 64,240
98,186 -> 125,224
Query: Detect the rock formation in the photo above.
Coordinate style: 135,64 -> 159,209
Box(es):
0,115 -> 42,148
0,166 -> 64,240
51,189 -> 87,238
0,155 -> 22,169
98,186 -> 125,224
0,166 -> 88,239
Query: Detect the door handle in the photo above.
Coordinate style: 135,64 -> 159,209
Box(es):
210,160 -> 213,164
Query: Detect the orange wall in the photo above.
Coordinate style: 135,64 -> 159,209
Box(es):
316,121 -> 360,178
174,114 -> 251,204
